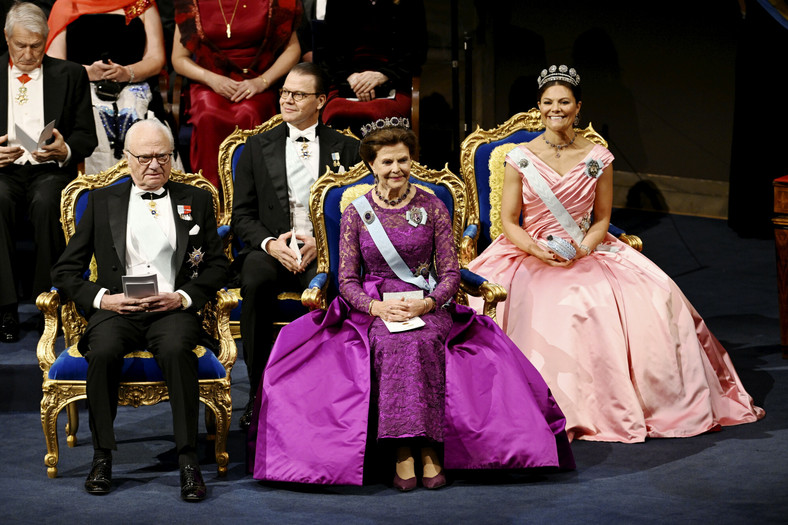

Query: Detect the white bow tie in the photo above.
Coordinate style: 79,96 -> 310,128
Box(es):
11,65 -> 42,82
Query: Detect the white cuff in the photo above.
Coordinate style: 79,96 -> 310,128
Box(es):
261,237 -> 275,254
176,290 -> 192,309
93,288 -> 109,309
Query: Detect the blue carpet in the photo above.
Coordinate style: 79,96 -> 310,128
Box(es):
1,211 -> 785,523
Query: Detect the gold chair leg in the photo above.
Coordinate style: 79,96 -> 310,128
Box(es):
201,383 -> 231,477
65,401 -> 79,447
41,393 -> 62,479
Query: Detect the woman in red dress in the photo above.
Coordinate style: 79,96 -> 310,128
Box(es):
172,0 -> 302,187
320,0 -> 426,137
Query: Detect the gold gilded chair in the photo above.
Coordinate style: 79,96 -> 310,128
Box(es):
459,108 -> 642,265
303,161 -> 507,319
37,160 -> 238,478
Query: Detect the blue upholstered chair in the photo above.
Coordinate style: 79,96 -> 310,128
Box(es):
36,160 -> 238,479
302,160 -> 507,319
458,108 -> 642,265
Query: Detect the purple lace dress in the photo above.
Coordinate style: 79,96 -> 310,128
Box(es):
338,189 -> 459,442
249,188 -> 574,485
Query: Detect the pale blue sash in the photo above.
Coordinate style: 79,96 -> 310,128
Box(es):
351,195 -> 437,293
507,147 -> 616,253
507,147 -> 585,244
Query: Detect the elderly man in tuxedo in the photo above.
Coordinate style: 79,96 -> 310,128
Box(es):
51,119 -> 228,501
232,62 -> 360,430
0,2 -> 96,342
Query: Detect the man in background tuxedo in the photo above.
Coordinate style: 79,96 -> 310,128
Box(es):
232,62 -> 360,430
0,2 -> 96,342
51,119 -> 227,501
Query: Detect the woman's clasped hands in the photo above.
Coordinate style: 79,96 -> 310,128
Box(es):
370,297 -> 431,323
208,72 -> 269,102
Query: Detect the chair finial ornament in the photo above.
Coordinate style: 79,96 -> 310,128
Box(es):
537,65 -> 580,89
360,116 -> 411,137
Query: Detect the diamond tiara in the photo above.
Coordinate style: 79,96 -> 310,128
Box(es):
537,65 -> 580,89
360,116 -> 411,137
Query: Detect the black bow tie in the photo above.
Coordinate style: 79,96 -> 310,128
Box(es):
140,189 -> 168,200
295,136 -> 311,142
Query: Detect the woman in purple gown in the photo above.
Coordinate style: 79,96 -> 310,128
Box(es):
249,126 -> 574,491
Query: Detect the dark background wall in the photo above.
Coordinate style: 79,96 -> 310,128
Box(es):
421,0 -> 744,183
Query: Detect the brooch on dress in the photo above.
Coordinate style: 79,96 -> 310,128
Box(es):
406,206 -> 428,227
584,159 -> 603,179
518,158 -> 529,169
413,262 -> 431,278
363,210 -> 376,225
578,213 -> 592,235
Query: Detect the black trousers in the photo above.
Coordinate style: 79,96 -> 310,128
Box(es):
0,163 -> 73,307
81,310 -> 201,454
239,250 -> 316,395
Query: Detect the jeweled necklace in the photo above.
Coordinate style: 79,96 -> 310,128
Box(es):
375,181 -> 412,207
543,134 -> 575,158
218,0 -> 242,38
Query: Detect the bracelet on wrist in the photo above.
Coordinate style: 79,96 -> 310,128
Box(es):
579,243 -> 592,255
127,66 -> 135,83
368,300 -> 376,316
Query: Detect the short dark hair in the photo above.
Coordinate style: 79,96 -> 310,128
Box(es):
289,62 -> 329,95
359,126 -> 417,164
537,80 -> 582,103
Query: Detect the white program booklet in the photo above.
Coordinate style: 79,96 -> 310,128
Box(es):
14,120 -> 55,153
381,290 -> 425,333
122,274 -> 159,299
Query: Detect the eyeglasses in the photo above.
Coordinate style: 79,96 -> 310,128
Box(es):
279,88 -> 319,102
126,151 -> 172,165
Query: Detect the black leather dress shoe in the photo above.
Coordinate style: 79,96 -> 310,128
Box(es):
85,457 -> 112,495
0,309 -> 19,343
180,464 -> 207,502
238,394 -> 255,432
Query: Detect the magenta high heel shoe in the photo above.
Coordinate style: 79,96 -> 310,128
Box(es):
422,471 -> 446,490
393,472 -> 417,492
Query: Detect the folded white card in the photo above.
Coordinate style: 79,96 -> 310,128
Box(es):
381,290 -> 425,333
14,120 -> 55,153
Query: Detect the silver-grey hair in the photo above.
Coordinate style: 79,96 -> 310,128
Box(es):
4,2 -> 49,39
124,119 -> 176,152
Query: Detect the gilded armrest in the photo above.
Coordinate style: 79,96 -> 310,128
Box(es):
36,290 -> 61,376
619,233 -> 643,252
301,272 -> 328,311
206,289 -> 238,371
459,268 -> 507,321
460,219 -> 479,267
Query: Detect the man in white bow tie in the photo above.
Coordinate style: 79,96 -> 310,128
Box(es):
51,119 -> 228,501
0,2 -> 97,343
232,62 -> 360,430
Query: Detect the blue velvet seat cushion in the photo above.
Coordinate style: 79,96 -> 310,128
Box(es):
48,345 -> 227,382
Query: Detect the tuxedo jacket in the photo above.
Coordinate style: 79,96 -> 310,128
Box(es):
51,180 -> 229,331
0,53 -> 97,174
231,122 -> 361,252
